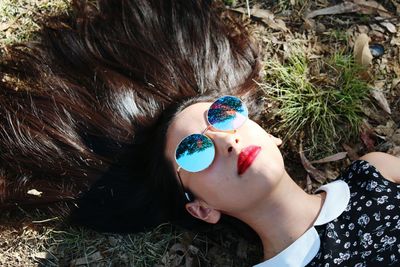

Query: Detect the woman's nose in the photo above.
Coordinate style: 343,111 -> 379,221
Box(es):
207,131 -> 239,155
227,137 -> 239,152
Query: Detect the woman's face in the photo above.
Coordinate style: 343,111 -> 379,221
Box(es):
165,101 -> 285,218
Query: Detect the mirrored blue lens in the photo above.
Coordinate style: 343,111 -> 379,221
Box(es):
207,96 -> 248,131
175,134 -> 215,172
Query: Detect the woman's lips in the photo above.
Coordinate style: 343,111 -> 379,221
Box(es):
237,145 -> 262,175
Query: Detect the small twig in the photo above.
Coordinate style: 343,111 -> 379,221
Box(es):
32,217 -> 60,224
246,0 -> 251,17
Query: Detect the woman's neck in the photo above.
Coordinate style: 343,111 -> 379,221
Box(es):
233,171 -> 326,260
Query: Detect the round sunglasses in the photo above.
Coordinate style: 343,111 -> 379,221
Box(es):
175,95 -> 248,172
174,96 -> 248,201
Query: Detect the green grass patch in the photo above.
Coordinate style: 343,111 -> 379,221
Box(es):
261,50 -> 370,156
223,0 -> 237,6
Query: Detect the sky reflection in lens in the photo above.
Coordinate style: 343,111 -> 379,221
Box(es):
175,134 -> 215,172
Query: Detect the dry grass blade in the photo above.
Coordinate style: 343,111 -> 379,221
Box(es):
310,152 -> 348,164
299,143 -> 327,183
0,17 -> 19,32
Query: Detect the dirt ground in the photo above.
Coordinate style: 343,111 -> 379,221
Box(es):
1,0 -> 400,266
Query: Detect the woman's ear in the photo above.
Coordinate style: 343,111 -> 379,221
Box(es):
269,134 -> 282,146
274,136 -> 282,146
185,200 -> 221,224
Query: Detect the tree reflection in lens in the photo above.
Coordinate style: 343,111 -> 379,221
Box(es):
176,134 -> 213,159
208,96 -> 247,130
175,134 -> 215,172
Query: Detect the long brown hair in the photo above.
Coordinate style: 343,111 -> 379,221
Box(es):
0,0 -> 261,232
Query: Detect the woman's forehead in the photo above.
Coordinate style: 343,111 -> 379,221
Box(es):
170,102 -> 211,136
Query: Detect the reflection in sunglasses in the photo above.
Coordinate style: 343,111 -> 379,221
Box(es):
176,134 -> 213,159
175,96 -> 247,173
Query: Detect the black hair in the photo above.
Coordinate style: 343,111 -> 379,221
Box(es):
0,0 -> 262,232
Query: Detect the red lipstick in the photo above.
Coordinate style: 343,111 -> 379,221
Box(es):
237,145 -> 261,175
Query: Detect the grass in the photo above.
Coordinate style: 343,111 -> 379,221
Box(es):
0,0 -> 71,46
40,224 -> 183,266
261,48 -> 370,156
1,207 -> 261,266
1,0 -> 388,266
0,217 -> 183,266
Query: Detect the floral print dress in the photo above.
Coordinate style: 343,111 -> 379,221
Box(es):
307,160 -> 400,267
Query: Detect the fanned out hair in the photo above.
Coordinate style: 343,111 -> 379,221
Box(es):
0,0 -> 261,232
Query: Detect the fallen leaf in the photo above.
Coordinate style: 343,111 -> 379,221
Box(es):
361,105 -> 386,124
0,22 -> 14,32
0,17 -> 19,32
388,146 -> 400,157
357,25 -> 370,34
391,130 -> 400,145
232,7 -> 288,32
371,89 -> 391,114
27,189 -> 42,197
305,174 -> 313,193
306,0 -> 392,19
360,121 -> 375,151
306,2 -> 359,19
354,33 -> 373,67
164,243 -> 196,267
374,120 -> 396,136
379,21 -> 397,33
370,24 -> 385,33
391,78 -> 400,89
353,0 -> 392,18
299,144 -> 326,183
310,152 -> 348,164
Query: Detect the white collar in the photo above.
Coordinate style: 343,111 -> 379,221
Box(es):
253,180 -> 350,267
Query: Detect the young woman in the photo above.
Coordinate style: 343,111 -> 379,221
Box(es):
0,0 -> 399,266
164,95 -> 400,266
